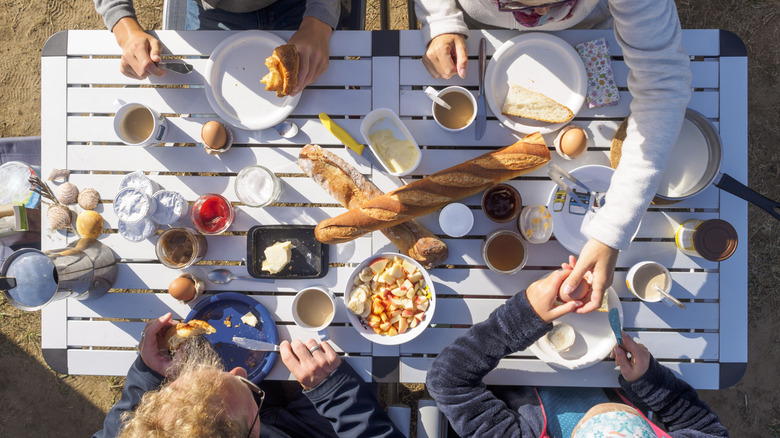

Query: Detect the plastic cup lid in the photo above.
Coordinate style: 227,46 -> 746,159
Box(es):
439,203 -> 473,237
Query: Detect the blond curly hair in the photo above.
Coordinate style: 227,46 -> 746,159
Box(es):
119,337 -> 251,438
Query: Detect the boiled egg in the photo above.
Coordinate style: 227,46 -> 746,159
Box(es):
554,125 -> 588,159
202,121 -> 227,150
168,276 -> 196,302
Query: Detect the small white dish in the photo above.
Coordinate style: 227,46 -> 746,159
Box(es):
360,108 -> 422,177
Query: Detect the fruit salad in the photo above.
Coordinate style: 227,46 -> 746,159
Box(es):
347,256 -> 431,336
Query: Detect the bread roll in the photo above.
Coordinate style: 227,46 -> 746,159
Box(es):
299,144 -> 448,268
314,133 -> 551,244
502,84 -> 574,124
163,320 -> 216,352
260,44 -> 299,98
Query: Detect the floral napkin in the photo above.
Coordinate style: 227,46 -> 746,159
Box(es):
575,38 -> 619,108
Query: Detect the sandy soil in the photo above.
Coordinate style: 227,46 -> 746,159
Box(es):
1,1 -> 778,436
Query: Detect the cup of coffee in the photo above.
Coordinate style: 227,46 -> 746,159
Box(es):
113,102 -> 168,147
625,261 -> 671,303
482,230 -> 527,275
292,286 -> 336,333
432,86 -> 477,132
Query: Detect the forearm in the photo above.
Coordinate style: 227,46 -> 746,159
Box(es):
619,359 -> 728,436
413,0 -> 469,44
304,0 -> 340,29
426,292 -> 551,437
585,0 -> 692,250
93,0 -> 137,32
305,362 -> 403,438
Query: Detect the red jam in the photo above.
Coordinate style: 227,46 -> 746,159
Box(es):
192,194 -> 234,234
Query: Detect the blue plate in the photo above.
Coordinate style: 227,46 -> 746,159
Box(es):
186,292 -> 278,383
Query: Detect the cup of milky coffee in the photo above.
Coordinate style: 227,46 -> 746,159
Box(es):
432,86 -> 477,132
113,102 -> 168,147
292,286 -> 336,333
625,261 -> 671,303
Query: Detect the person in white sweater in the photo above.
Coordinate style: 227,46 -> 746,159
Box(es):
414,0 -> 692,312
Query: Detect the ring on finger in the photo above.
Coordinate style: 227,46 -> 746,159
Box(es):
308,344 -> 321,354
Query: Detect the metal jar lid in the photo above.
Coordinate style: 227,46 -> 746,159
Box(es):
693,219 -> 738,261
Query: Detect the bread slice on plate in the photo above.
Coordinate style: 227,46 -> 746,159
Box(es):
260,44 -> 299,98
164,319 -> 216,352
501,83 -> 574,124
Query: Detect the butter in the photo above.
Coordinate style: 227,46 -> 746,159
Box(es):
261,241 -> 293,274
240,312 -> 258,327
368,128 -> 420,174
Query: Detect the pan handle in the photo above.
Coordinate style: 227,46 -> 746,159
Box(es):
0,276 -> 17,291
715,173 -> 780,220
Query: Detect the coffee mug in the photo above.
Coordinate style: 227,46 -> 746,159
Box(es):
292,286 -> 336,336
432,86 -> 477,132
113,102 -> 168,147
625,261 -> 671,303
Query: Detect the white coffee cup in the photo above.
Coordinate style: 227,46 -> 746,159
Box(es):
431,86 -> 477,132
113,102 -> 168,147
292,286 -> 336,333
625,261 -> 671,303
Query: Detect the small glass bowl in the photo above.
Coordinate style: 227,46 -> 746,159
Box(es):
191,193 -> 234,235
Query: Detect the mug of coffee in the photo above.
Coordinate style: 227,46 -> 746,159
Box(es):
292,286 -> 336,334
113,102 -> 168,147
432,86 -> 477,132
625,261 -> 671,303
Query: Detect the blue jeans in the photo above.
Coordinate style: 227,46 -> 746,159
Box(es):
185,0 -> 306,30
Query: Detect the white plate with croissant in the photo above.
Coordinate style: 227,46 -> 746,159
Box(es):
486,33 -> 586,134
205,30 -> 301,130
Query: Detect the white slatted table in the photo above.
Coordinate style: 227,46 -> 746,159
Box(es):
40,29 -> 747,389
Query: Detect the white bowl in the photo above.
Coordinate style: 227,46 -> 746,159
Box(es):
360,109 -> 422,177
344,252 -> 436,345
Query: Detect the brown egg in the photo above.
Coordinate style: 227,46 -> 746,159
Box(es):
555,126 -> 588,159
168,276 -> 196,302
202,121 -> 227,150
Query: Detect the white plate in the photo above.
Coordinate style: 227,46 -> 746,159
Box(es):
547,165 -> 614,254
205,31 -> 301,130
344,253 -> 436,346
528,287 -> 622,370
486,33 -> 586,134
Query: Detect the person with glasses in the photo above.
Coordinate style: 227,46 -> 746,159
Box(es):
425,267 -> 728,437
413,0 -> 692,319
93,313 -> 404,438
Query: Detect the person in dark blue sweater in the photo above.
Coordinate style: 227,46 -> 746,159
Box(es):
426,269 -> 729,438
93,313 -> 403,438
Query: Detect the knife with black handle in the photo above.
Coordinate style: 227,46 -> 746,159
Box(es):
475,37 -> 487,140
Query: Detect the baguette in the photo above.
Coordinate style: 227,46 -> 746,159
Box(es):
314,133 -> 551,244
502,84 -> 574,124
299,144 -> 448,268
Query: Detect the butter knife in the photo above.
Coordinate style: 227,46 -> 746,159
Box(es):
156,61 -> 193,74
475,37 -> 487,140
232,336 -> 279,352
607,299 -> 623,347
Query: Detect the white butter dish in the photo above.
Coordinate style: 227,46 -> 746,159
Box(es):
360,108 -> 422,177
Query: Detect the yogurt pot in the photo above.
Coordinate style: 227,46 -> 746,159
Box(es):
118,217 -> 157,242
361,108 -> 422,177
438,203 -> 473,237
517,205 -> 553,244
119,171 -> 159,197
113,187 -> 156,224
152,190 -> 189,225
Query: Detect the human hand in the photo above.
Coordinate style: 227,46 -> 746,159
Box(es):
138,313 -> 177,376
423,33 -> 468,79
526,269 -> 582,323
113,17 -> 166,80
560,239 -> 618,313
280,339 -> 341,390
612,332 -> 650,382
288,16 -> 333,96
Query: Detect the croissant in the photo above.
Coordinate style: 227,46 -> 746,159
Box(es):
261,44 -> 299,97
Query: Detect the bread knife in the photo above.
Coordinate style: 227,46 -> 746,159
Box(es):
475,37 -> 487,140
319,113 -> 365,155
232,336 -> 279,352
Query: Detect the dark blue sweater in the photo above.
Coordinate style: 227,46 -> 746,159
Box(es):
426,291 -> 728,437
93,358 -> 403,438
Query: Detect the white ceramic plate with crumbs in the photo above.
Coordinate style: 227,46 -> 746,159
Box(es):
486,33 -> 587,135
205,30 -> 301,130
528,287 -> 622,370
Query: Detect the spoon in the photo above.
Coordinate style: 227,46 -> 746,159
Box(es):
654,285 -> 686,309
424,86 -> 452,110
274,121 -> 299,138
207,269 -> 273,284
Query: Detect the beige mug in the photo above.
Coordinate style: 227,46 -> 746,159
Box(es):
291,286 -> 336,339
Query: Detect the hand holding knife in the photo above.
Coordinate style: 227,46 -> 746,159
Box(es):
156,60 -> 193,74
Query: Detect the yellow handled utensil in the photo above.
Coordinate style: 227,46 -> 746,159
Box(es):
319,113 -> 364,155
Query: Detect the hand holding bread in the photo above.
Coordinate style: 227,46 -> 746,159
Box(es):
261,44 -> 299,98
314,133 -> 551,244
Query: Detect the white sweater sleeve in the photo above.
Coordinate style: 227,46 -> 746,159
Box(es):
413,0 -> 470,44
583,0 -> 692,250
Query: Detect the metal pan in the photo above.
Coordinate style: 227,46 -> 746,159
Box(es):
655,109 -> 779,220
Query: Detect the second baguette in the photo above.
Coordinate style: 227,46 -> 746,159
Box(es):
315,133 -> 550,244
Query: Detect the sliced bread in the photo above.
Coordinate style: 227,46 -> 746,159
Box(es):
501,83 -> 574,124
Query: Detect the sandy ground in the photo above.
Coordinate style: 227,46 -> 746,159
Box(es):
1,0 -> 779,436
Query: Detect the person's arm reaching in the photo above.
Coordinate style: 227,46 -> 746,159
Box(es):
413,0 -> 469,79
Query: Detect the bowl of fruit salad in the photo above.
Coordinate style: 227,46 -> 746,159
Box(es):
344,253 -> 435,345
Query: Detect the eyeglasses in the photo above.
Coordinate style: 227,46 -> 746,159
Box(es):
233,375 -> 264,438
497,0 -> 571,12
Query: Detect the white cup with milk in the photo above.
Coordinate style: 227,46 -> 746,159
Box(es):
113,102 -> 168,147
291,286 -> 336,339
625,261 -> 672,303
